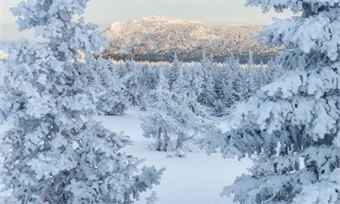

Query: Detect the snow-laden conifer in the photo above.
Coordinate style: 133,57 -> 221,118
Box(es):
198,53 -> 216,108
142,66 -> 211,153
94,59 -> 128,116
123,60 -> 141,106
0,0 -> 163,203
142,71 -> 179,151
202,0 -> 340,203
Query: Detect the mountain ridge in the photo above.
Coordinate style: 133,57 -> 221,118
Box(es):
102,16 -> 279,63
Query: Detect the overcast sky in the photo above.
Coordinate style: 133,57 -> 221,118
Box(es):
1,0 -> 291,40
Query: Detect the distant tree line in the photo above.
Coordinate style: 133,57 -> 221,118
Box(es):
93,53 -> 282,154
103,51 -> 277,64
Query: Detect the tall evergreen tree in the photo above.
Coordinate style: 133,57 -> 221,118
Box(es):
189,66 -> 204,101
171,65 -> 212,153
212,66 -> 229,116
95,59 -> 128,116
142,71 -> 179,152
228,54 -> 243,103
198,53 -> 216,108
264,57 -> 283,85
168,52 -> 181,92
223,56 -> 238,109
138,64 -> 160,111
123,59 -> 140,106
143,66 -> 211,154
0,1 -> 162,203
202,0 -> 340,203
240,66 -> 255,100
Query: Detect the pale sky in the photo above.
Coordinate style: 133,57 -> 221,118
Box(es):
0,0 -> 291,41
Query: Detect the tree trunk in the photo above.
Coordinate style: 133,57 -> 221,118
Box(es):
176,132 -> 184,150
163,131 -> 170,152
156,127 -> 162,151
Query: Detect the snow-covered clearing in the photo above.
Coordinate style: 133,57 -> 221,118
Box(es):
0,108 -> 252,204
96,108 -> 252,204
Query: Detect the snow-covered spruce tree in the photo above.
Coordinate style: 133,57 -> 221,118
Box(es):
220,55 -> 239,109
240,67 -> 256,101
94,59 -> 128,116
227,54 -> 243,104
142,67 -> 211,153
123,59 -> 141,106
202,0 -> 340,203
168,52 -> 182,92
198,53 -> 216,108
253,63 -> 266,90
137,64 -> 160,111
264,57 -> 283,85
171,64 -> 212,153
212,66 -> 229,116
142,71 -> 179,152
189,66 -> 204,102
0,0 -> 163,203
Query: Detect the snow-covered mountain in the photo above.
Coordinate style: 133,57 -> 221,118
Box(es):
102,16 -> 279,63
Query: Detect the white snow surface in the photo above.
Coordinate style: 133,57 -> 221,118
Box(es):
95,108 -> 252,204
0,108 -> 251,204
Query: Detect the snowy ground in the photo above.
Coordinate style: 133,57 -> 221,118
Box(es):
96,108 -> 252,204
0,108 -> 252,204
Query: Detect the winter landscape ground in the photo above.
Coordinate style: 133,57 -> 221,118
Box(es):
96,108 -> 252,204
0,109 -> 252,204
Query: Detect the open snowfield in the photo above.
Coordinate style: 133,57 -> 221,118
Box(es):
0,108 -> 252,204
96,108 -> 252,204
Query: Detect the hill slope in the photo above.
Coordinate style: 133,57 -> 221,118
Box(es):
102,16 -> 278,63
